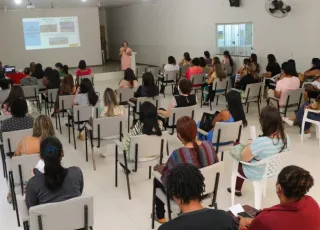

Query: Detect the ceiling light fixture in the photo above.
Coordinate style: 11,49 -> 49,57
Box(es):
14,0 -> 22,4
81,0 -> 87,2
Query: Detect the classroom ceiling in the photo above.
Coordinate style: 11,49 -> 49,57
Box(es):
0,0 -> 144,9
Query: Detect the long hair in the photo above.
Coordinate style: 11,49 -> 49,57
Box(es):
259,106 -> 287,152
142,72 -> 158,97
2,85 -> 25,110
78,60 -> 87,70
176,116 -> 202,166
223,51 -> 234,67
80,78 -> 99,106
33,115 -> 55,140
124,68 -> 136,88
40,137 -> 67,191
139,102 -> 162,136
267,54 -> 277,64
214,60 -> 227,80
183,52 -> 191,62
103,88 -> 119,117
226,91 -> 248,127
288,59 -> 298,76
60,75 -> 73,94
33,63 -> 44,79
62,65 -> 69,75
30,62 -> 36,73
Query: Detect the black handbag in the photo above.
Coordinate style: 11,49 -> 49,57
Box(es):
199,111 -> 220,132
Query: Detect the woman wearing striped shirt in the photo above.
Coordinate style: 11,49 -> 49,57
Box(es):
153,116 -> 218,224
228,106 -> 289,197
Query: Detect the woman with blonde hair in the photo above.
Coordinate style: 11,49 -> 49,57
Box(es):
15,115 -> 55,156
100,88 -> 124,117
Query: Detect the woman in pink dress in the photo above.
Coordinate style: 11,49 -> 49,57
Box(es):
120,41 -> 132,70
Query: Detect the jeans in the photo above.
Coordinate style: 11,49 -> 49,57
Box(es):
235,163 -> 247,191
296,103 -> 320,132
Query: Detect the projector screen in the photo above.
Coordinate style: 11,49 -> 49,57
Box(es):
22,16 -> 81,50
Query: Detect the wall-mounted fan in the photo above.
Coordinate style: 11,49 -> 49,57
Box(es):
265,0 -> 291,18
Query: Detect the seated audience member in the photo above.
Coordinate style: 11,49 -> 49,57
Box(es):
250,53 -> 260,76
6,69 -> 26,85
158,79 -> 196,119
73,78 -> 99,107
263,54 -> 281,89
185,57 -> 204,80
55,63 -> 68,78
0,78 -> 11,90
153,117 -> 219,224
76,60 -> 92,84
119,68 -> 139,89
204,51 -> 212,65
239,165 -> 319,230
134,72 -> 159,98
32,63 -> 44,79
234,59 -> 257,91
198,90 -> 247,142
304,77 -> 320,102
288,59 -> 304,82
100,88 -> 125,117
203,57 -> 227,105
0,99 -> 34,139
20,67 -> 38,86
158,164 -> 236,230
26,136 -> 83,209
2,85 -> 31,115
304,58 -> 320,82
199,57 -> 207,68
30,62 -> 36,74
53,75 -> 76,114
163,56 -> 180,72
178,52 -> 192,66
15,115 -> 55,156
222,51 -> 234,76
283,95 -> 320,139
123,102 -> 163,161
227,106 -> 289,196
267,62 -> 300,107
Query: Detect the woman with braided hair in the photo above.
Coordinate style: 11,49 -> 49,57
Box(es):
239,165 -> 320,230
153,116 -> 218,224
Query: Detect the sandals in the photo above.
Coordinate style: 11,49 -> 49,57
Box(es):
227,188 -> 242,197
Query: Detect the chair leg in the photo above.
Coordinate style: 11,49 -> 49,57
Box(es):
166,194 -> 172,221
72,120 -> 77,150
55,113 -> 58,130
85,129 -> 88,162
253,181 -> 263,210
151,179 -> 156,229
90,130 -> 96,171
125,167 -> 131,200
257,100 -> 261,116
221,151 -> 224,161
68,118 -> 71,144
115,146 -> 118,187
23,221 -> 29,230
301,120 -> 306,144
58,114 -> 62,134
231,161 -> 238,206
149,166 -> 151,179
216,95 -> 219,105
246,102 -> 250,113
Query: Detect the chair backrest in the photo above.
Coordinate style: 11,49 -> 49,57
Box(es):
191,73 -> 205,85
0,114 -> 11,125
212,121 -> 242,152
244,82 -> 263,98
79,75 -> 93,84
73,105 -> 94,122
3,129 -> 33,155
168,106 -> 196,126
301,82 -> 312,88
180,65 -> 189,75
163,70 -> 179,82
0,89 -> 10,104
29,196 -> 94,230
136,97 -> 159,113
58,95 -> 74,110
202,67 -> 211,74
262,151 -> 288,179
47,89 -> 59,103
146,67 -> 161,77
11,154 -> 40,193
92,115 -> 125,139
129,131 -> 169,159
201,161 -> 224,195
283,88 -> 304,106
22,85 -> 39,99
118,87 -> 137,104
37,79 -> 45,90
136,66 -> 146,78
212,78 -> 229,91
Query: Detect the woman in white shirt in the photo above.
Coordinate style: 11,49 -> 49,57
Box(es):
73,78 -> 99,107
164,56 -> 180,72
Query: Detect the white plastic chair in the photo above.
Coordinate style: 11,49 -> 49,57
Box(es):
18,195 -> 94,230
44,88 -> 59,116
301,109 -> 320,147
117,87 -> 137,105
164,105 -> 196,134
241,82 -> 263,115
78,74 -> 94,85
55,95 -> 74,134
230,151 -> 288,210
190,73 -> 205,92
22,85 -> 41,112
0,89 -> 10,104
203,78 -> 230,110
158,70 -> 180,97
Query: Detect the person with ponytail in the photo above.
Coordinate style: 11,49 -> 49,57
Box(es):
153,116 -> 218,224
239,165 -> 319,230
26,137 -> 83,209
222,50 -> 234,76
55,62 -> 68,78
73,78 -> 99,106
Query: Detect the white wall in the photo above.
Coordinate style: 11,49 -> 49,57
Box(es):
0,7 -> 102,69
107,0 -> 319,71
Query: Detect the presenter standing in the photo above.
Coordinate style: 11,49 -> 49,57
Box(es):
120,41 -> 132,70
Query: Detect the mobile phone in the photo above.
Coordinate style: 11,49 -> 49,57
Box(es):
238,211 -> 253,218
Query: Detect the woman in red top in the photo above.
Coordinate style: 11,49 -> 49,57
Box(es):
76,60 -> 92,84
239,165 -> 320,230
185,58 -> 204,88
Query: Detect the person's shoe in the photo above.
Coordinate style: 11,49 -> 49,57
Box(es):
282,117 -> 294,126
227,188 -> 242,197
202,102 -> 209,106
150,213 -> 166,224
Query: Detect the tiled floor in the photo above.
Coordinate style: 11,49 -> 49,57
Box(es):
1,75 -> 320,230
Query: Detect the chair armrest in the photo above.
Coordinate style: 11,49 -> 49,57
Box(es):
305,109 -> 320,114
128,101 -> 135,107
84,123 -> 92,131
239,160 -> 264,166
197,128 -> 208,136
17,195 -> 29,222
152,171 -> 163,183
114,140 -> 124,150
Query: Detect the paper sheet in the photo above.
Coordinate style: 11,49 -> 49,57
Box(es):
229,204 -> 245,217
